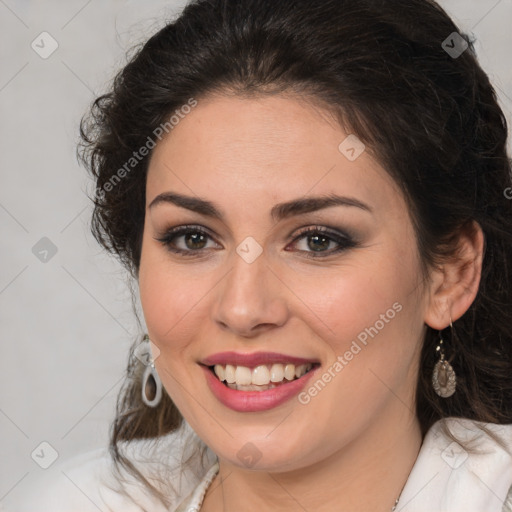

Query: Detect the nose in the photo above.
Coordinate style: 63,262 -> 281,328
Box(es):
212,249 -> 289,337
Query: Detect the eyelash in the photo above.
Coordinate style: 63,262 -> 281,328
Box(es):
154,224 -> 358,259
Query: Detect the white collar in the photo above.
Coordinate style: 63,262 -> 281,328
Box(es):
396,417 -> 512,512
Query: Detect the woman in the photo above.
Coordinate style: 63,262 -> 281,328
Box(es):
12,0 -> 512,510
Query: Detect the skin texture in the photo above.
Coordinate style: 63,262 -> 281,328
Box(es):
138,93 -> 484,512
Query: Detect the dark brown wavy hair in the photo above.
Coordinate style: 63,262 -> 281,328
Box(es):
78,0 -> 512,506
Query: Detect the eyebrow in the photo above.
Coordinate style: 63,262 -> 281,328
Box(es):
148,191 -> 373,221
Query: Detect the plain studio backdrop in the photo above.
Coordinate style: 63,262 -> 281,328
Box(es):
0,0 -> 511,506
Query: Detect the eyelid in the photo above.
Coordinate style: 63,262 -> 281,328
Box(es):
154,224 -> 220,250
286,225 -> 357,258
154,223 -> 358,258
156,223 -> 353,241
290,224 -> 353,240
155,223 -> 214,239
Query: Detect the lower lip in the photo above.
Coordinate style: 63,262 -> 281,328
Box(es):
200,364 -> 320,412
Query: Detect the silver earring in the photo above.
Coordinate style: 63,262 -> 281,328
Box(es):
140,334 -> 163,407
432,319 -> 457,398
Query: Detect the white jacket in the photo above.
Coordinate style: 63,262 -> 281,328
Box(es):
4,417 -> 512,512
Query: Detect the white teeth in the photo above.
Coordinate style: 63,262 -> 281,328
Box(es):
213,362 -> 314,389
225,364 -> 236,383
235,366 -> 252,385
270,363 -> 284,382
295,364 -> 308,378
214,364 -> 225,381
252,365 -> 270,385
284,364 -> 296,380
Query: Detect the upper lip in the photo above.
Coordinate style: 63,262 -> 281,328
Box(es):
200,351 -> 320,368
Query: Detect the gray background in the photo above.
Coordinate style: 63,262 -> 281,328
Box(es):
1,0 -> 511,504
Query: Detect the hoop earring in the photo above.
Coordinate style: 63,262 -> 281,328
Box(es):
432,318 -> 457,398
140,334 -> 163,407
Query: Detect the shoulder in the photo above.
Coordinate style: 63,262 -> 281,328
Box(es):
4,423 -> 217,512
397,417 -> 512,512
433,417 -> 512,464
3,446 -> 162,512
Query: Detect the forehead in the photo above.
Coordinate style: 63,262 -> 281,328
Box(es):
146,93 -> 402,216
150,93 -> 348,170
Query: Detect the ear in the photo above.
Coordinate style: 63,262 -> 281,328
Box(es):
424,220 -> 485,330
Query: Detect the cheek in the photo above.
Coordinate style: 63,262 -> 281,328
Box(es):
293,266 -> 421,432
289,244 -> 423,395
289,259 -> 408,346
138,234 -> 219,363
139,235 -> 187,348
139,266 -> 202,347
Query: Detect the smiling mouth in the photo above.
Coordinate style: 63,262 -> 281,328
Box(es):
206,362 -> 320,391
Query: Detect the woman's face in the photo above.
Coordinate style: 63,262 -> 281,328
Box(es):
139,93 -> 430,470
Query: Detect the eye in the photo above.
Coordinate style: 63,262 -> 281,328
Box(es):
154,225 -> 219,256
154,224 -> 358,259
286,225 -> 358,258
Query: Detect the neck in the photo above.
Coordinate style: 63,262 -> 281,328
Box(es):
201,411 -> 423,512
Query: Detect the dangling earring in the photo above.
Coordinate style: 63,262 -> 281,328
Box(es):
140,334 -> 163,407
432,319 -> 457,398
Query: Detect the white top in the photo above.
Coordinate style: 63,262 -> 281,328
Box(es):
4,417 -> 512,512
